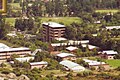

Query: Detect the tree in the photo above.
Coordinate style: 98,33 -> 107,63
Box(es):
1,63 -> 7,68
0,16 -> 8,39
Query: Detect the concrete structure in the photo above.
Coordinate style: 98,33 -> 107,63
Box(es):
83,59 -> 110,70
15,57 -> 34,62
60,60 -> 85,72
51,40 -> 89,47
81,44 -> 99,50
30,61 -> 48,69
66,46 -> 78,52
55,37 -> 67,41
56,53 -> 76,61
42,22 -> 66,42
99,50 -> 118,59
31,49 -> 42,55
105,26 -> 120,30
0,43 -> 31,61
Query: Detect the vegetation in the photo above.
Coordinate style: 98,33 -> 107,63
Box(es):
106,60 -> 120,68
95,9 -> 119,13
0,0 -> 120,79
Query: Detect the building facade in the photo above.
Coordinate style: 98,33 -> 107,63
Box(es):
42,22 -> 66,42
0,43 -> 31,62
30,61 -> 48,69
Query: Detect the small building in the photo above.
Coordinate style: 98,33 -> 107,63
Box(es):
15,57 -> 34,62
66,46 -> 78,52
99,50 -> 118,59
83,59 -> 110,70
105,26 -> 120,30
30,61 -> 48,69
60,60 -> 85,72
56,53 -> 76,61
55,37 -> 67,41
82,44 -> 99,50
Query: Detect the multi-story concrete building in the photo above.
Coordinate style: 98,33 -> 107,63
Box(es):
0,43 -> 31,62
42,22 -> 66,42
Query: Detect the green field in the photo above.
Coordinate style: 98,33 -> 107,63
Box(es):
106,59 -> 120,68
8,3 -> 21,10
5,18 -> 16,26
41,17 -> 82,26
5,17 -> 82,26
95,9 -> 119,13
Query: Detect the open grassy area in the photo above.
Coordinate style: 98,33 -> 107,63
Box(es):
95,9 -> 119,13
5,17 -> 82,26
41,17 -> 82,26
106,59 -> 120,68
5,18 -> 16,26
8,3 -> 21,10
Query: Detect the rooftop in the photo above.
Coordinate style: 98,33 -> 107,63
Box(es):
0,47 -> 30,52
82,44 -> 98,49
0,43 -> 30,52
0,43 -> 10,49
102,50 -> 118,55
57,53 -> 75,58
30,61 -> 48,65
42,22 -> 65,28
15,57 -> 34,62
60,60 -> 81,69
66,46 -> 78,51
83,59 -> 106,66
51,40 -> 89,47
106,26 -> 120,30
55,37 -> 67,41
60,60 -> 85,71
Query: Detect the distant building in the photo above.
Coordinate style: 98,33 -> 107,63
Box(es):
60,60 -> 85,72
56,53 -> 76,61
0,43 -> 31,62
30,61 -> 48,69
81,44 -> 99,50
105,26 -> 120,30
42,22 -> 66,42
66,46 -> 78,52
99,50 -> 118,59
15,57 -> 34,62
83,59 -> 110,70
51,40 -> 89,47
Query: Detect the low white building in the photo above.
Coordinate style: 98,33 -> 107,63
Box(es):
105,26 -> 120,30
82,44 -> 98,50
60,60 -> 85,72
56,53 -> 76,61
83,59 -> 109,70
99,50 -> 118,59
15,57 -> 34,62
51,40 -> 89,47
30,61 -> 48,69
66,46 -> 78,52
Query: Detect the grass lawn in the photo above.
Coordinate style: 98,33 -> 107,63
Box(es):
41,17 -> 82,26
5,17 -> 82,27
95,9 -> 119,13
5,18 -> 16,26
8,3 -> 21,9
106,59 -> 120,68
111,37 -> 120,40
